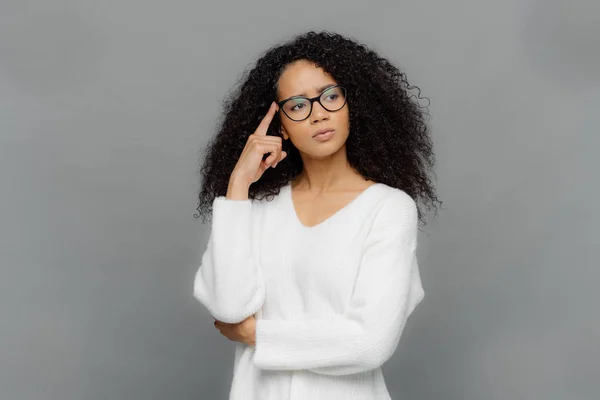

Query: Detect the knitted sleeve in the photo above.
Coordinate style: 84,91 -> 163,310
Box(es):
253,193 -> 424,376
193,197 -> 265,324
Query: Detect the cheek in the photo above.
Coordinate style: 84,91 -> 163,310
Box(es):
339,109 -> 350,127
283,122 -> 310,142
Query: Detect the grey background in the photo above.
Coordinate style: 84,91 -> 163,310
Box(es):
1,0 -> 598,399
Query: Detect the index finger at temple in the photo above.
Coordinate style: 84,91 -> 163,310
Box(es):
255,101 -> 278,136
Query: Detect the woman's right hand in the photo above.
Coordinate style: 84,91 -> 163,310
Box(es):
230,101 -> 288,187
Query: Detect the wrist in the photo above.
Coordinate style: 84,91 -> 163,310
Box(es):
227,176 -> 251,200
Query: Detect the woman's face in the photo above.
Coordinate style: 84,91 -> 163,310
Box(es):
275,59 -> 350,159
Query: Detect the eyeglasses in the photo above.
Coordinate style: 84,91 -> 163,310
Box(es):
277,85 -> 347,122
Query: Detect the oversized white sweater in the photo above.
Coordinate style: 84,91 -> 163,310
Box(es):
193,181 -> 425,400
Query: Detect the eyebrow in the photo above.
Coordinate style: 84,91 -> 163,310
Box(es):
282,84 -> 336,101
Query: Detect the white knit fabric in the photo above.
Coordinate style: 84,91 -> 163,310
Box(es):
194,181 -> 425,400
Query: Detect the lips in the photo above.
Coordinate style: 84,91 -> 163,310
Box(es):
312,129 -> 335,138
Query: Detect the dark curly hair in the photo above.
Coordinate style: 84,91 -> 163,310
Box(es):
194,30 -> 442,226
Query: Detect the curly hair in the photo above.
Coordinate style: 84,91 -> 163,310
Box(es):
194,30 -> 442,226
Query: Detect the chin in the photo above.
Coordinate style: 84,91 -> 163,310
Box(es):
304,141 -> 347,159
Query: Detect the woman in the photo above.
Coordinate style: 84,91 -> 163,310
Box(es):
193,30 -> 441,400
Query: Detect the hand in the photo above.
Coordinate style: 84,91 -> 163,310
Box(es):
213,314 -> 257,347
230,101 -> 288,187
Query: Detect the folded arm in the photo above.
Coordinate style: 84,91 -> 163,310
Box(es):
253,193 -> 424,376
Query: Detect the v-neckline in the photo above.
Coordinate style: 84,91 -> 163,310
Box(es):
286,182 -> 381,230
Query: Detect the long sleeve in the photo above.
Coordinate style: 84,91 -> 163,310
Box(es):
193,196 -> 266,324
253,193 -> 424,376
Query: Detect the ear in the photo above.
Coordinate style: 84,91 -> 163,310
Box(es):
280,126 -> 289,141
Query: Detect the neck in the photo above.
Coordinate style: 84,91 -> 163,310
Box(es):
292,145 -> 367,191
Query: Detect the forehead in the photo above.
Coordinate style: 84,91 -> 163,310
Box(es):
277,60 -> 337,98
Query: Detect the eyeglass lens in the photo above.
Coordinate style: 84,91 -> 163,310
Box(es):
281,86 -> 346,121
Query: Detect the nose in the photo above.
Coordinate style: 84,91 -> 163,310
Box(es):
310,100 -> 329,123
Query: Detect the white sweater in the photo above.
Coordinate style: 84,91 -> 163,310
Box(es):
193,181 -> 425,400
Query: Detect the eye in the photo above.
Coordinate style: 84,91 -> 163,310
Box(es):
290,103 -> 306,111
